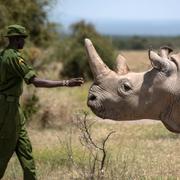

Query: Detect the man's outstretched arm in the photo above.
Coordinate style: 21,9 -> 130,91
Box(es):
30,77 -> 84,88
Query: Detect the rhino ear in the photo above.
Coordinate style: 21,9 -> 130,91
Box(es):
148,49 -> 171,73
115,54 -> 130,75
160,46 -> 173,58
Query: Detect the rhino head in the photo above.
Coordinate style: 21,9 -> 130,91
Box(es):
85,38 -> 180,133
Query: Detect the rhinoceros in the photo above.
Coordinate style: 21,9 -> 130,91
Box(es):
85,38 -> 180,133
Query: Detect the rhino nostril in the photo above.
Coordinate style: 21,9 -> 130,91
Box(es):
89,94 -> 96,101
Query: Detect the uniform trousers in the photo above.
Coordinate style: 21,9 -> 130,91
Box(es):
0,95 -> 37,180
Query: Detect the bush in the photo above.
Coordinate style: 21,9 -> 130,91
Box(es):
60,21 -> 116,80
61,47 -> 88,78
22,88 -> 40,123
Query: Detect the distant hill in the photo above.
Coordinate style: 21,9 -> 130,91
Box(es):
60,19 -> 180,36
95,20 -> 180,36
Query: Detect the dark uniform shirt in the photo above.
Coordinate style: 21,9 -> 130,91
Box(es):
0,47 -> 36,97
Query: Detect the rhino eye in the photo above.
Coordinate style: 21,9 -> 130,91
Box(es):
118,79 -> 133,95
122,82 -> 132,92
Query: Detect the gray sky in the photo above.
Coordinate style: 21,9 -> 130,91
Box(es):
48,0 -> 180,35
49,0 -> 180,23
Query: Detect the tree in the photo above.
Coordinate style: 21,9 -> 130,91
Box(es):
61,21 -> 116,80
0,0 -> 58,46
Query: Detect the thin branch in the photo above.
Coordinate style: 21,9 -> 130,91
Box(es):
82,116 -> 102,150
100,131 -> 115,171
76,112 -> 116,176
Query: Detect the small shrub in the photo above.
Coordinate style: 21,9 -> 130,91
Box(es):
22,88 -> 40,123
61,21 -> 116,80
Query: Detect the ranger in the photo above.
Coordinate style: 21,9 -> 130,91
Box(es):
0,24 -> 84,180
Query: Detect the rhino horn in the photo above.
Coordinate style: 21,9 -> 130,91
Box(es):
85,38 -> 111,80
160,46 -> 173,58
115,54 -> 130,75
148,49 -> 171,72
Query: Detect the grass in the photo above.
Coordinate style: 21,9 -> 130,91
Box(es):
2,51 -> 180,180
120,50 -> 150,72
3,121 -> 180,179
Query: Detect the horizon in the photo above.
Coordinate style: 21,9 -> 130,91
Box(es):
56,19 -> 180,36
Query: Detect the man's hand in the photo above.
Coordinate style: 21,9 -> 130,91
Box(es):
67,77 -> 84,87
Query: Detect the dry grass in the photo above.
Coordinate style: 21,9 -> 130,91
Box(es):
3,51 -> 180,180
4,120 -> 180,179
120,50 -> 151,72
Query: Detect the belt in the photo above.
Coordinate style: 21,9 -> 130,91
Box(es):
0,94 -> 19,103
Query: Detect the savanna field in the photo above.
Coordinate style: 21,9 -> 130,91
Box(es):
2,50 -> 180,180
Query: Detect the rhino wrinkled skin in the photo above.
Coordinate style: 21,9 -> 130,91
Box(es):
85,38 -> 180,133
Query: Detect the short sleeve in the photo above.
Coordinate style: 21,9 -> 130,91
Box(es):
8,55 -> 36,84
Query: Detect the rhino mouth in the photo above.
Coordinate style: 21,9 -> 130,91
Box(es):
87,93 -> 105,118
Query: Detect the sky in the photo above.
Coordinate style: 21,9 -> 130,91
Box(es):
48,0 -> 180,35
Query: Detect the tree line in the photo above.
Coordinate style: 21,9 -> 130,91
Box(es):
112,35 -> 180,50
